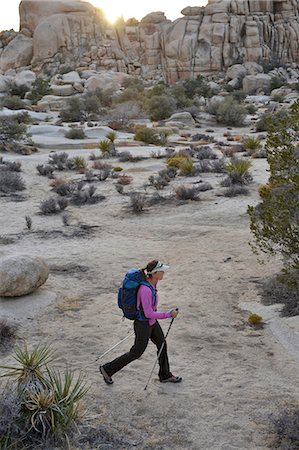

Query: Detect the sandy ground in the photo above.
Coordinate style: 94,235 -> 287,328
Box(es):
1,120 -> 299,449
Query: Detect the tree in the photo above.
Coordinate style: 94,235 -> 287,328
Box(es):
247,100 -> 299,289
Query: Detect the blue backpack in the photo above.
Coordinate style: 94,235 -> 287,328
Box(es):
117,268 -> 156,320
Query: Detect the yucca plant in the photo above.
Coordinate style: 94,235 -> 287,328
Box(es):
106,131 -> 117,143
71,156 -> 87,170
99,139 -> 110,154
243,136 -> 261,155
0,344 -> 55,389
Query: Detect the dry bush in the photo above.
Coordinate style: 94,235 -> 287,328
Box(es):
118,151 -> 143,163
39,197 -> 67,215
36,164 -> 54,176
117,174 -> 133,185
194,146 -> 218,160
92,160 -> 112,170
220,146 -> 240,157
195,182 -> 213,192
175,185 -> 199,200
0,171 -> 25,193
0,160 -> 22,172
129,192 -> 146,213
25,215 -> 32,230
115,184 -> 124,194
0,320 -> 18,352
97,169 -> 111,181
48,177 -> 69,187
223,185 -> 249,197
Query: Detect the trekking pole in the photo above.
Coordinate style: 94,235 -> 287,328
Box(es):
144,309 -> 178,391
95,330 -> 135,361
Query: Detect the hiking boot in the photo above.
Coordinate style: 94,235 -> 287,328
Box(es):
99,366 -> 114,385
160,375 -> 182,383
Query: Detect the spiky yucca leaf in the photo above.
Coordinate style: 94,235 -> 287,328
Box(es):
106,131 -> 117,142
0,344 -> 55,387
225,158 -> 252,176
99,139 -> 110,153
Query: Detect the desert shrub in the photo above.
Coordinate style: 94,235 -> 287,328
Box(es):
9,82 -> 29,98
14,111 -> 32,124
129,192 -> 146,213
28,77 -> 52,104
248,100 -> 299,287
220,146 -> 240,157
148,174 -> 169,190
62,213 -> 70,226
269,75 -> 285,91
194,160 -> 212,173
231,90 -> 247,103
215,97 -> 247,126
117,174 -> 133,185
106,131 -> 117,143
122,77 -> 144,92
115,183 -> 124,194
84,169 -> 95,181
113,166 -> 123,172
0,160 -> 22,172
246,104 -> 257,114
48,152 -> 70,170
191,133 -> 215,143
0,171 -> 25,193
1,95 -> 27,110
259,272 -> 299,316
223,185 -> 249,196
0,116 -> 29,143
183,75 -> 213,99
255,110 -> 288,132
223,158 -> 252,185
195,182 -> 213,191
144,94 -> 176,121
97,169 -> 111,181
170,84 -> 191,108
134,127 -> 161,145
71,185 -> 105,205
57,197 -> 68,210
65,128 -> 86,139
210,158 -> 226,173
0,344 -> 88,448
39,197 -> 63,214
118,151 -> 143,163
53,182 -> 76,196
194,146 -> 218,160
24,215 -> 32,230
36,164 -> 54,176
175,185 -> 199,200
111,101 -> 143,123
269,406 -> 299,449
60,97 -> 84,122
92,160 -> 112,170
82,91 -> 102,116
0,320 -> 18,352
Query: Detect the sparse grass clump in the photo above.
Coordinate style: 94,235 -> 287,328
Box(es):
222,158 -> 252,185
1,95 -> 27,110
71,156 -> 87,170
134,127 -> 161,145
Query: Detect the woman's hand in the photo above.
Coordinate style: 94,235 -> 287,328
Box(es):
171,309 -> 179,318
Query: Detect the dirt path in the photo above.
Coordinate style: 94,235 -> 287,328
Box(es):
2,149 -> 299,449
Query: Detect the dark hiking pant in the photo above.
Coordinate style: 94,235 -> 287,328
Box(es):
103,320 -> 172,381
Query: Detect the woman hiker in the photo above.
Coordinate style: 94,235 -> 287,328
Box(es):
99,260 -> 182,384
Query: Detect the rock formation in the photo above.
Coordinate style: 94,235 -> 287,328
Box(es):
0,0 -> 299,83
0,255 -> 49,297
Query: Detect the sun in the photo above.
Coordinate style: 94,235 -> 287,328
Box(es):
91,1 -> 125,23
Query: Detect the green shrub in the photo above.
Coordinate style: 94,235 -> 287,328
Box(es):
99,139 -> 111,154
106,131 -> 117,142
167,154 -> 190,169
134,127 -> 160,145
71,156 -> 87,169
60,97 -> 84,122
183,75 -> 213,99
243,136 -> 261,152
248,313 -> 263,325
255,110 -> 288,132
65,128 -> 86,139
231,90 -> 247,103
144,94 -> 176,121
179,158 -> 195,176
222,158 -> 252,185
1,95 -> 26,110
28,77 -> 52,104
246,104 -> 257,114
248,100 -> 299,284
9,83 -> 29,99
215,97 -> 247,126
170,84 -> 191,108
269,76 -> 285,91
0,116 -> 29,143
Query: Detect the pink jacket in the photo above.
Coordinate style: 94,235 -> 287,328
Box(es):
137,284 -> 172,326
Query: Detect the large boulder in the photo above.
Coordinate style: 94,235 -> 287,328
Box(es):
0,255 -> 49,297
165,112 -> 195,127
242,74 -> 271,94
0,35 -> 33,72
15,70 -> 36,88
85,74 -> 121,92
0,74 -> 10,93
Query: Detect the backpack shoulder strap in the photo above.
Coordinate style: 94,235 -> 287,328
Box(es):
140,281 -> 156,304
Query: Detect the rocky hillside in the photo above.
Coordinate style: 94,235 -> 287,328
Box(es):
0,0 -> 299,82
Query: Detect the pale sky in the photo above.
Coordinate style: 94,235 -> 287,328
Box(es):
0,0 -> 206,32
